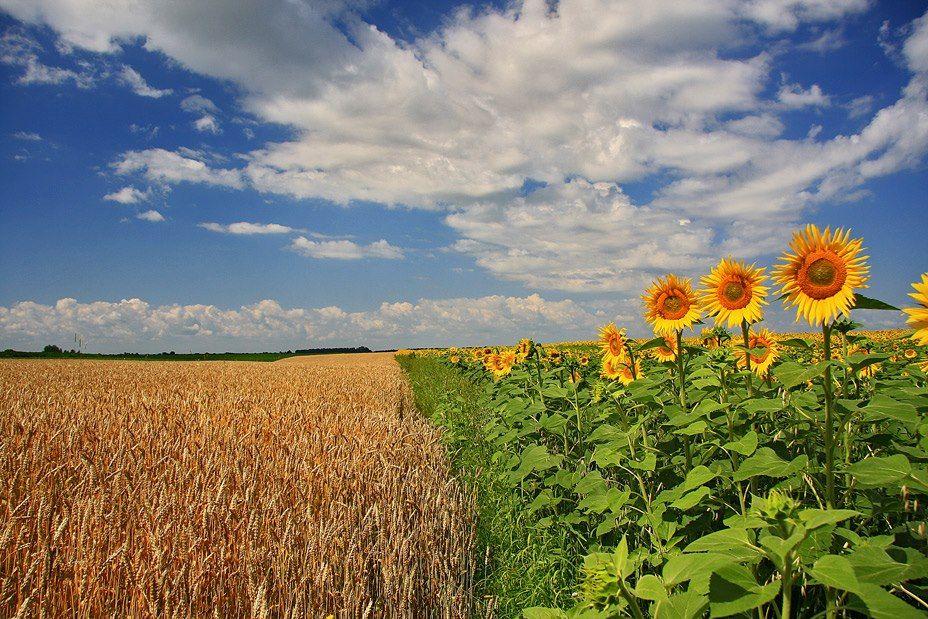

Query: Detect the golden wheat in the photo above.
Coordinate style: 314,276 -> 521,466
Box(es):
0,353 -> 474,617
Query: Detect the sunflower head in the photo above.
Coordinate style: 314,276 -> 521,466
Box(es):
598,323 -> 628,360
774,225 -> 869,327
849,345 -> 880,379
735,328 -> 779,378
700,257 -> 768,328
449,355 -> 460,364
903,273 -> 928,346
652,334 -> 678,362
601,355 -> 624,380
616,359 -> 643,385
516,338 -> 534,360
643,274 -> 701,334
905,348 -> 918,360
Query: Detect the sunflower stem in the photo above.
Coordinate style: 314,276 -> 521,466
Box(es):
822,322 -> 836,509
741,319 -> 754,398
675,329 -> 692,470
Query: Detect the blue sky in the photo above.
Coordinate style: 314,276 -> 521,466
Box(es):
1,0 -> 927,352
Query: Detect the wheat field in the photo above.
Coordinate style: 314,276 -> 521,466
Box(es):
0,354 -> 475,617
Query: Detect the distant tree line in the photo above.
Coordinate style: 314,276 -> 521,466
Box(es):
0,345 -> 372,362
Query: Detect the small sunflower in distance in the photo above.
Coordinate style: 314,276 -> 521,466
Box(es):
903,273 -> 928,346
653,334 -> 678,362
643,274 -> 701,335
700,257 -> 767,328
735,328 -> 779,378
598,323 -> 628,361
774,225 -> 868,327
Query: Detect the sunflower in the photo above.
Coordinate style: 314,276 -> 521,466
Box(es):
700,257 -> 768,328
579,354 -> 590,366
903,273 -> 928,346
735,328 -> 779,378
601,355 -> 625,380
547,349 -> 563,364
643,274 -> 701,334
774,225 -> 869,327
904,348 -> 918,360
598,323 -> 628,361
569,369 -> 583,384
616,359 -> 643,385
652,334 -> 678,362
485,351 -> 515,380
449,355 -> 460,364
850,345 -> 881,379
516,338 -> 534,361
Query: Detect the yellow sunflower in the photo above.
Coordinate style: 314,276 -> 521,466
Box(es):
579,354 -> 590,366
601,355 -> 624,380
774,225 -> 869,327
485,351 -> 515,380
450,355 -> 460,364
547,349 -> 563,364
598,323 -> 628,361
903,273 -> 928,346
643,274 -> 702,334
616,359 -> 643,385
735,328 -> 779,378
904,348 -> 918,360
850,345 -> 881,379
516,338 -> 533,361
652,334 -> 678,362
700,257 -> 768,328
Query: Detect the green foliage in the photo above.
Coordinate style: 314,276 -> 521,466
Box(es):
425,329 -> 928,618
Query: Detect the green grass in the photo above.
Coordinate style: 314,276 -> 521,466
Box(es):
397,356 -> 577,618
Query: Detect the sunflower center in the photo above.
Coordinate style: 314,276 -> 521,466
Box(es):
660,292 -> 690,320
798,250 -> 848,300
718,277 -> 752,310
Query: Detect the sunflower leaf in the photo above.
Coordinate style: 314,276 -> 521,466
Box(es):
852,294 -> 900,311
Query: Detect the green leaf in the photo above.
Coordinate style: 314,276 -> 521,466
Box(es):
863,394 -> 919,426
655,591 -> 708,619
662,553 -> 735,587
635,574 -> 668,601
739,399 -> 783,414
708,563 -> 781,618
848,545 -> 910,586
853,583 -> 925,619
522,608 -> 568,619
629,453 -> 657,471
846,454 -> 912,488
853,293 -> 901,311
722,431 -> 758,457
809,555 -> 860,592
637,336 -> 669,353
685,529 -> 762,562
774,360 -> 829,389
778,337 -> 812,349
509,444 -> 564,483
671,486 -> 712,511
798,508 -> 860,531
733,448 -> 809,482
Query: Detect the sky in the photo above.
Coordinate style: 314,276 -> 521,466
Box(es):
0,0 -> 927,352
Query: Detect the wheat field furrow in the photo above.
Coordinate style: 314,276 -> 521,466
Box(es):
0,354 -> 475,617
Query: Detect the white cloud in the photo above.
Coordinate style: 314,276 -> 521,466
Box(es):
199,222 -> 299,235
0,28 -> 96,87
845,94 -> 875,119
103,185 -> 149,204
11,130 -> 42,141
136,209 -> 164,222
4,0 -> 928,295
777,82 -> 830,108
180,94 -> 218,114
0,293 -> 620,351
288,236 -> 404,260
193,114 -> 221,134
117,65 -> 172,97
112,148 -> 244,189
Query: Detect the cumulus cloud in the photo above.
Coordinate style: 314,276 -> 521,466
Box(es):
112,148 -> 244,189
0,27 -> 96,87
288,236 -> 404,260
0,294 -> 618,351
180,94 -> 218,114
777,82 -> 830,108
4,0 -> 928,294
193,114 -> 220,134
103,185 -> 149,204
136,209 -> 164,222
117,65 -> 172,97
199,222 -> 299,235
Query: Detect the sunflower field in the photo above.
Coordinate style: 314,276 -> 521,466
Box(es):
402,225 -> 928,618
